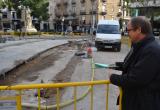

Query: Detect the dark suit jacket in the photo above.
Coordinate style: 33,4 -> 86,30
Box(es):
110,35 -> 160,110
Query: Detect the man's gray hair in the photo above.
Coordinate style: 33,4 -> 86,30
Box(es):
131,16 -> 152,35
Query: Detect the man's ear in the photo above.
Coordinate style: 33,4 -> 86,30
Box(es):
137,27 -> 141,34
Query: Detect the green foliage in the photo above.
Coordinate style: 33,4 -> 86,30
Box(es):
31,2 -> 49,21
2,0 -> 49,21
1,0 -> 14,10
0,1 -> 2,8
20,0 -> 49,21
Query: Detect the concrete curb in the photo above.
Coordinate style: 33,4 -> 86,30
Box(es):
1,42 -> 68,78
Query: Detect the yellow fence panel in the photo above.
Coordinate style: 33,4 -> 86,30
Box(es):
0,96 -> 21,110
0,80 -> 122,110
0,59 -> 122,110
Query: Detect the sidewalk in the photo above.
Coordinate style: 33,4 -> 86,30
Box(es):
0,39 -> 68,77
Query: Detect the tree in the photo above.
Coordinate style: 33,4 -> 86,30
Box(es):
1,0 -> 14,10
0,1 -> 2,8
2,0 -> 49,21
20,0 -> 49,21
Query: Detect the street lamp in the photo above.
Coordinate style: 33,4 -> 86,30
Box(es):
91,1 -> 94,32
61,16 -> 64,35
39,16 -> 42,31
18,5 -> 25,37
13,21 -> 17,31
0,10 -> 2,31
91,0 -> 95,41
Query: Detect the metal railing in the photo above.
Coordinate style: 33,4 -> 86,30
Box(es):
0,80 -> 122,110
0,58 -> 122,110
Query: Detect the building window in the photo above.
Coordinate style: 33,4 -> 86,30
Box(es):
102,5 -> 106,12
72,6 -> 76,13
12,12 -> 16,19
112,6 -> 114,12
2,12 -> 7,19
3,23 -> 10,28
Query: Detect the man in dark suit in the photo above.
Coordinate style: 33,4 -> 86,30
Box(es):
109,16 -> 160,110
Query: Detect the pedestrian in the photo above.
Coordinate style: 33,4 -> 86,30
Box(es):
109,16 -> 160,110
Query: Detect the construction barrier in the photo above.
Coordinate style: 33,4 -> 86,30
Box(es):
0,32 -> 86,36
0,80 -> 122,110
0,59 -> 122,110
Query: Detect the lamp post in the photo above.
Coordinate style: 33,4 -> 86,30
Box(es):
91,0 -> 95,41
91,1 -> 94,32
18,5 -> 25,38
38,16 -> 42,37
13,21 -> 17,31
61,16 -> 64,35
0,10 -> 2,31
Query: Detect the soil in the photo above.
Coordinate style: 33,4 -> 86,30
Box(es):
0,44 -> 80,85
0,41 -> 87,109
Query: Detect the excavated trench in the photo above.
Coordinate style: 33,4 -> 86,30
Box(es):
0,42 -> 85,109
0,43 -> 81,85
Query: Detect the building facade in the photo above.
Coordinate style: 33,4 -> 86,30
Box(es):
49,0 -> 121,32
129,0 -> 160,36
105,0 -> 120,19
48,0 -> 56,31
0,8 -> 19,32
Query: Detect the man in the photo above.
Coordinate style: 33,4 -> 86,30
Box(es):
109,16 -> 160,110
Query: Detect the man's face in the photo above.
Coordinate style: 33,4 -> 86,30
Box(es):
127,21 -> 141,43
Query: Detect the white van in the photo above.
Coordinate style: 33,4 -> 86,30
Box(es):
95,20 -> 121,51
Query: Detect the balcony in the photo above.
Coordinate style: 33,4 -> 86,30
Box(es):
64,12 -> 69,17
80,10 -> 86,15
100,11 -> 107,15
63,0 -> 68,6
64,3 -> 68,6
118,2 -> 121,6
90,10 -> 97,14
71,12 -> 76,17
80,0 -> 85,3
56,3 -> 61,7
72,0 -> 76,5
90,0 -> 96,2
101,0 -> 106,2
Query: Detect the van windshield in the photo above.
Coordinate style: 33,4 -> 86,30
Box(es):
97,25 -> 120,34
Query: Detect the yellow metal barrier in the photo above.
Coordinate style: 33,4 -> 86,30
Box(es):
0,59 -> 122,110
0,80 -> 122,110
0,32 -> 86,36
0,96 -> 21,110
